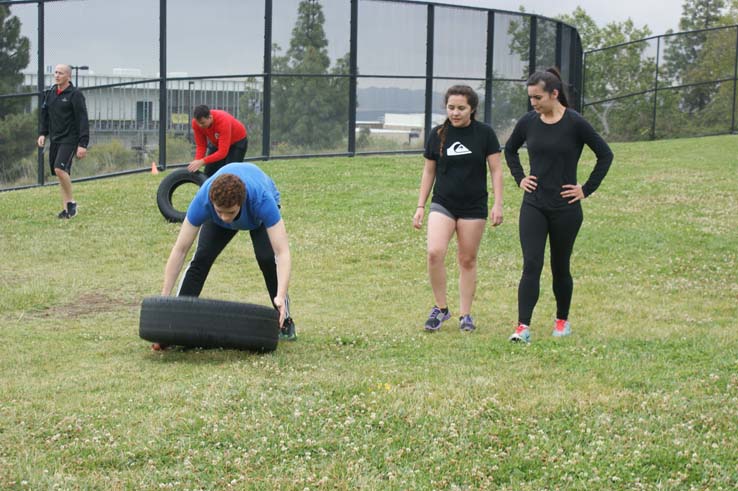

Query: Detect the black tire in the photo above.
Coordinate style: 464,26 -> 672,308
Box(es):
139,296 -> 279,352
156,169 -> 207,223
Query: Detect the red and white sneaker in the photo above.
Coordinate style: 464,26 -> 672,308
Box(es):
509,323 -> 531,343
552,319 -> 571,337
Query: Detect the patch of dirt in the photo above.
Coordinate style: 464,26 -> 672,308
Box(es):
36,293 -> 139,319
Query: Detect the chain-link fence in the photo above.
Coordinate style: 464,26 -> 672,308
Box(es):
0,0 -> 583,190
582,24 -> 738,142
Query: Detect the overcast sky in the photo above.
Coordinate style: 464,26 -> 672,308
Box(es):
427,0 -> 684,35
11,0 -> 686,78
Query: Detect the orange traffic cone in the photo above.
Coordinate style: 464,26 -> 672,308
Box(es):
151,162 -> 159,174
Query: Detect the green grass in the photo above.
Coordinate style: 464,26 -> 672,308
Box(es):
1,135 -> 737,490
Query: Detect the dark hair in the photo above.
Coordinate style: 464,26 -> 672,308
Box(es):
527,67 -> 569,107
437,85 -> 479,157
193,104 -> 211,121
209,173 -> 245,208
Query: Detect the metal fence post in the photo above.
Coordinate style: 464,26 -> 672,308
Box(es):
730,26 -> 738,133
484,11 -> 494,126
348,0 -> 357,156
158,0 -> 167,170
650,36 -> 661,140
580,50 -> 586,117
37,0 -> 45,186
263,0 -> 272,160
423,4 -> 434,145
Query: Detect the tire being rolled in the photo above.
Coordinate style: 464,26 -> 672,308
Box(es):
139,296 -> 279,352
156,169 -> 207,223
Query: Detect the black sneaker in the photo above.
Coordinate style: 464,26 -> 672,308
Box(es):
67,201 -> 77,218
279,317 -> 297,341
57,209 -> 69,219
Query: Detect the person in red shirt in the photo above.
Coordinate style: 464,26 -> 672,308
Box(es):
187,105 -> 248,177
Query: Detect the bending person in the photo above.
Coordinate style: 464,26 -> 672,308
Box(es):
413,85 -> 504,333
187,105 -> 248,177
156,162 -> 296,350
505,67 -> 613,343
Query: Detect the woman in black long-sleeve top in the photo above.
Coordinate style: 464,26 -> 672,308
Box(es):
505,67 -> 613,343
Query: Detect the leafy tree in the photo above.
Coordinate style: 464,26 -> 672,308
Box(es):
269,0 -> 349,152
0,5 -> 31,118
658,1 -> 738,136
0,111 -> 36,184
238,76 -> 264,154
505,7 -> 654,141
560,8 -> 654,140
663,0 -> 729,112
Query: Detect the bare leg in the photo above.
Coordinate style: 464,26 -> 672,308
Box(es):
455,219 -> 486,316
426,211 -> 456,309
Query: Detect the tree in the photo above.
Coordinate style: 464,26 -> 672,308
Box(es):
269,0 -> 349,151
0,5 -> 31,118
505,7 -> 654,140
663,0 -> 729,112
560,8 -> 654,140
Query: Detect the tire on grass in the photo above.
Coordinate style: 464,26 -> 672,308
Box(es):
156,169 -> 207,223
139,296 -> 279,352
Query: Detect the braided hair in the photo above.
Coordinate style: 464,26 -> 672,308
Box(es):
438,85 -> 479,157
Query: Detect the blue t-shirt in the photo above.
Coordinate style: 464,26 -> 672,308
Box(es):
186,162 -> 281,230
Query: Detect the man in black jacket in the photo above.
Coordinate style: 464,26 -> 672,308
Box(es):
37,64 -> 89,219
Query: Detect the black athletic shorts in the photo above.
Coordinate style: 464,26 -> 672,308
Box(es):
49,143 -> 77,176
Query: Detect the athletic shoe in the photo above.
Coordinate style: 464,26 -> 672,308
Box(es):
279,317 -> 297,341
509,323 -> 531,343
459,314 -> 476,332
424,306 -> 451,332
57,209 -> 69,219
67,201 -> 77,218
552,318 -> 571,337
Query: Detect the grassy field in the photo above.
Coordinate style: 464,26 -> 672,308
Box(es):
1,135 -> 736,490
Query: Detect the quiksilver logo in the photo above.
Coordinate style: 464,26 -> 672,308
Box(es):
446,142 -> 472,156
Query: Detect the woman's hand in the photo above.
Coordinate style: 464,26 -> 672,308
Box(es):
489,203 -> 503,227
561,184 -> 584,204
520,175 -> 537,193
413,207 -> 425,229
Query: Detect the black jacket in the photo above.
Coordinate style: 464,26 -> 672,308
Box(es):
40,83 -> 89,147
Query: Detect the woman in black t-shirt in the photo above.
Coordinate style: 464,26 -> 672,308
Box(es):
413,85 -> 504,333
505,68 -> 613,343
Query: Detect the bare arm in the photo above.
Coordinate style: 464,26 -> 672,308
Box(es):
161,218 -> 200,295
487,152 -> 504,226
266,218 -> 291,325
413,158 -> 437,229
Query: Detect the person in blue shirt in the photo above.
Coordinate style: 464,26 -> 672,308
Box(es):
156,162 -> 296,349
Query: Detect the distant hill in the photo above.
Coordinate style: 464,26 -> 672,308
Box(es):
357,87 -> 443,121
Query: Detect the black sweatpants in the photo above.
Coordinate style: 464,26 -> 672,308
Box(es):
204,137 -> 248,177
517,200 -> 583,325
178,220 -> 280,310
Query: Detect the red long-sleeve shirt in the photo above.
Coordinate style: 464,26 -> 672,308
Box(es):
192,110 -> 248,165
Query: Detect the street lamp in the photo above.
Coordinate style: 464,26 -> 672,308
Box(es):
70,65 -> 89,86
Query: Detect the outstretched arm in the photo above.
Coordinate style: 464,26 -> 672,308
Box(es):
162,218 -> 200,295
266,219 -> 291,326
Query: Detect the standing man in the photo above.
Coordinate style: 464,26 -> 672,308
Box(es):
187,105 -> 248,177
155,162 -> 297,351
37,64 -> 89,219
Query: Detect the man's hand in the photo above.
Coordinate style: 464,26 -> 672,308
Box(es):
76,146 -> 87,159
37,135 -> 45,148
187,159 -> 205,173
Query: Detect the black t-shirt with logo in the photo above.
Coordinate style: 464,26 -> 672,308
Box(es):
424,119 -> 501,216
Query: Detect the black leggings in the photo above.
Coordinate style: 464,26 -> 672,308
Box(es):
178,221 -> 280,310
517,201 -> 583,325
204,137 -> 248,177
